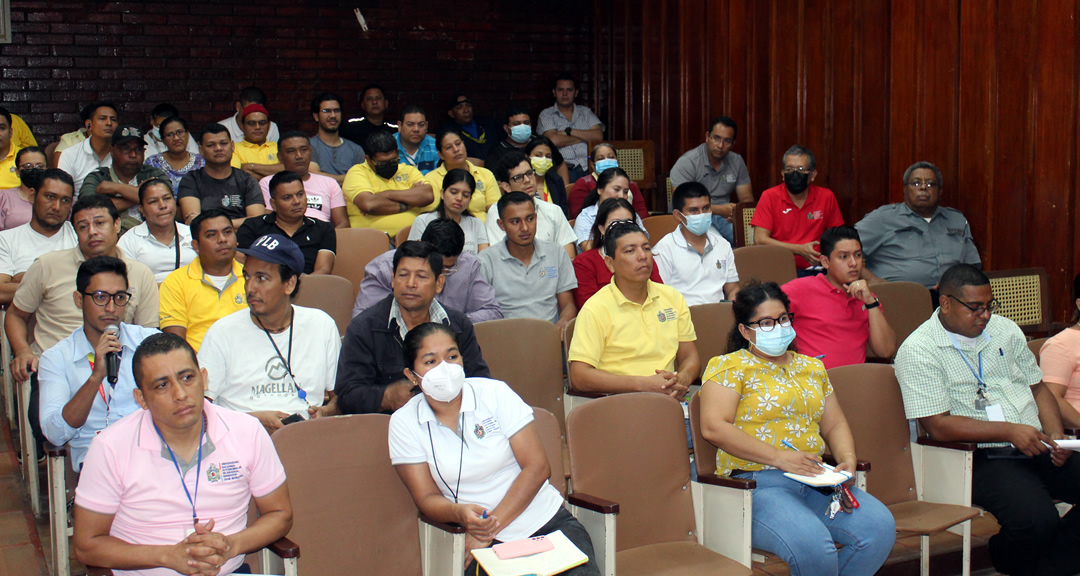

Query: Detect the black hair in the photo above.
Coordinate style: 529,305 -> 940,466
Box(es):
393,240 -> 443,276
15,146 -> 45,166
602,219 -> 647,259
189,208 -> 232,238
421,218 -> 466,258
435,127 -> 463,152
268,170 -> 303,199
497,191 -> 534,219
402,322 -> 458,371
78,103 -> 94,122
365,131 -> 397,156
199,123 -> 230,145
277,263 -> 302,298
71,194 -> 120,223
401,104 -> 426,119
132,332 -> 199,390
707,116 -> 738,140
554,72 -> 577,89
151,103 -> 180,120
310,91 -> 342,114
76,255 -> 128,293
583,167 -> 630,209
435,168 -> 476,219
137,178 -> 174,204
819,226 -> 862,258
277,130 -> 309,145
590,198 -> 635,250
157,116 -> 186,137
237,86 -> 267,105
672,181 -> 711,212
938,263 -> 990,297
783,144 -> 816,171
87,101 -> 119,121
728,281 -> 792,352
524,135 -> 564,168
0,106 -> 12,127
494,152 -> 530,184
503,105 -> 531,126
361,84 -> 386,100
38,168 -> 74,193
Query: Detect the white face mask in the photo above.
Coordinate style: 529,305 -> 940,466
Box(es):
419,360 -> 465,403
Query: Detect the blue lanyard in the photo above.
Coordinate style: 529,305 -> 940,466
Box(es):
949,342 -> 985,389
154,414 -> 205,526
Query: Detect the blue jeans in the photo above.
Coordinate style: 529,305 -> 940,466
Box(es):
711,215 -> 735,245
733,469 -> 895,576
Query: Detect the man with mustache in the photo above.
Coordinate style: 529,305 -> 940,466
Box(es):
308,92 -> 365,187
0,168 -> 78,305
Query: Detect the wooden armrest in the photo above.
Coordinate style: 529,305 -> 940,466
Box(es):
822,454 -> 871,471
565,389 -> 612,399
916,437 -> 978,451
267,536 -> 300,559
1063,427 -> 1080,438
696,473 -> 756,490
44,442 -> 67,458
419,512 -> 467,534
567,492 -> 620,514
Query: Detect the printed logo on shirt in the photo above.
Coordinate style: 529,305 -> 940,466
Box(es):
538,266 -> 558,279
394,174 -> 409,184
306,194 -> 324,212
265,357 -> 289,381
723,174 -> 736,183
219,460 -> 245,482
657,308 -> 677,323
479,416 -> 502,437
235,293 -> 244,304
715,260 -> 723,270
473,423 -> 485,439
947,227 -> 965,235
206,463 -> 222,483
221,194 -> 242,208
8,166 -> 14,173
782,208 -> 793,214
807,210 -> 824,220
476,181 -> 486,192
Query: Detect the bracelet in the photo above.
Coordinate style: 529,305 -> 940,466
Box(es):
864,299 -> 880,310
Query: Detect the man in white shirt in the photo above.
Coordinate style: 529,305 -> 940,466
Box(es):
116,179 -> 197,283
199,233 -> 341,433
653,182 -> 740,305
218,86 -> 281,143
56,101 -> 118,191
486,152 -> 576,261
0,168 -> 78,304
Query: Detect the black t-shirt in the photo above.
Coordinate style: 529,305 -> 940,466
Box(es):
340,119 -> 396,156
236,213 -> 336,274
177,169 -> 263,221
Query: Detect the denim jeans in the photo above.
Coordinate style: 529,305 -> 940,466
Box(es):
733,469 -> 895,576
711,215 -> 735,246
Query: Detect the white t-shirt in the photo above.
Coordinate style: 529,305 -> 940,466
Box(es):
485,198 -> 576,248
652,226 -> 739,306
388,378 -> 564,542
218,114 -> 281,144
408,212 -> 489,254
116,222 -> 197,283
258,172 -> 346,223
57,137 -> 112,192
199,305 -> 341,416
0,221 -> 78,276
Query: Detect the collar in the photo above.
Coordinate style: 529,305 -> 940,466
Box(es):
779,183 -> 821,206
389,298 -> 449,340
186,256 -> 242,281
69,323 -> 143,361
415,381 -> 477,425
72,244 -> 126,266
137,399 -> 229,452
261,211 -> 313,232
1,145 -> 14,163
672,225 -> 716,253
130,222 -> 189,244
495,239 -> 543,265
897,202 -> 942,221
929,309 -> 993,349
813,272 -> 851,296
609,279 -> 661,308
238,140 -> 273,150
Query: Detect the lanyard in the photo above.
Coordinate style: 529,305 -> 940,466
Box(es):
154,413 -> 206,526
426,410 -> 466,503
948,339 -> 986,390
88,352 -> 120,426
173,224 -> 181,270
256,307 -> 306,403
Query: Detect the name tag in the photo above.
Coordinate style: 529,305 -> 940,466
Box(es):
985,404 -> 1005,422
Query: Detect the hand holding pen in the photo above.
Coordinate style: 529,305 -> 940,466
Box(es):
774,438 -> 827,476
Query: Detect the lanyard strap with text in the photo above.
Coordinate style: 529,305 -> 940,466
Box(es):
154,414 -> 205,525
87,353 -> 118,404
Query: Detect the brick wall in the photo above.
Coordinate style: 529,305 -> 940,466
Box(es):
3,0 -> 594,143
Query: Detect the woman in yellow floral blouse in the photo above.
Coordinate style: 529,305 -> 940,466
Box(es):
699,281 -> 895,575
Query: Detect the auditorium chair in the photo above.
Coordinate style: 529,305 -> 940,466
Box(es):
561,318 -> 611,420
589,140 -> 657,199
394,225 -> 411,248
532,407 -> 567,496
866,281 -> 933,359
642,214 -> 677,242
986,267 -> 1051,336
1027,337 -> 1048,363
333,228 -> 392,298
687,303 -> 735,381
291,274 -> 354,336
566,393 -> 752,575
732,202 -> 755,247
731,245 -> 796,287
1,305 -> 14,429
45,442 -> 74,576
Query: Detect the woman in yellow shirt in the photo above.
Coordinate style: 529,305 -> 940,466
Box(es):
424,129 -> 499,219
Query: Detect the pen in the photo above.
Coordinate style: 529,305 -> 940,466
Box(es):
781,439 -> 834,471
814,354 -> 826,360
481,510 -> 487,519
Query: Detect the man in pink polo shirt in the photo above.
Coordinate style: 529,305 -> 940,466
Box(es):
782,226 -> 897,369
72,332 -> 292,575
751,145 -> 843,273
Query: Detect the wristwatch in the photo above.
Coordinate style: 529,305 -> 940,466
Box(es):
864,299 -> 881,310
564,126 -> 572,136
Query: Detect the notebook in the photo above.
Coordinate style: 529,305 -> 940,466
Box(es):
470,530 -> 589,576
1054,439 -> 1080,452
783,463 -> 854,487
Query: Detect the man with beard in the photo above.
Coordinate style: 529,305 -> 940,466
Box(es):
239,171 -> 336,275
259,131 -> 348,228
0,169 -> 78,304
308,92 -> 365,186
57,101 -> 118,192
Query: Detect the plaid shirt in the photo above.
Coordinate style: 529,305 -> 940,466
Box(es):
895,309 -> 1043,448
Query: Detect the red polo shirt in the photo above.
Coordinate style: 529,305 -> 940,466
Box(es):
782,273 -> 881,369
751,183 -> 843,269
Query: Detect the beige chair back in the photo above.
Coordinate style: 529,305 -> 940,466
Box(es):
733,203 -> 756,247
474,318 -> 565,431
732,245 -> 797,287
334,228 -> 392,297
533,407 -> 566,496
868,281 -> 932,355
688,303 -> 735,377
292,274 -> 355,336
987,267 -> 1052,335
563,317 -> 577,388
395,225 -> 412,248
1028,337 -> 1049,364
688,392 -> 719,476
642,214 -> 678,242
272,415 -> 422,575
567,393 -> 698,552
590,140 -> 657,195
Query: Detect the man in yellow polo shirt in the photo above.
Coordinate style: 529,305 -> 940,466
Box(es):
0,107 -> 22,190
158,208 -> 247,352
568,219 -> 699,396
341,131 -> 432,235
231,103 -> 283,180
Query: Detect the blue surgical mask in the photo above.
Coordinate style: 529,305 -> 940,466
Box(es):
595,158 -> 619,174
510,124 -> 532,144
151,126 -> 161,141
751,324 -> 796,357
682,212 -> 711,236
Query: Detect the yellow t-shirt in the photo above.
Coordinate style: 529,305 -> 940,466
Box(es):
423,161 -> 500,222
341,162 -> 427,234
0,145 -> 19,189
701,349 -> 832,476
568,281 -> 696,376
11,115 -> 36,149
231,140 -> 278,168
158,258 -> 248,353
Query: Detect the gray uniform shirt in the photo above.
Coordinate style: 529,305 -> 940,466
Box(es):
479,239 -> 577,323
669,144 -> 751,206
855,203 -> 981,288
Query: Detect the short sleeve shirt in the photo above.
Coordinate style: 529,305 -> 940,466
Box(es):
479,239 -> 576,323
218,115 -> 281,143
702,350 -> 832,475
535,104 -> 604,170
750,183 -> 844,269
485,198 -> 577,248
177,168 -> 264,221
855,203 -> 981,288
309,135 -> 365,175
669,145 -> 751,206
1039,329 -> 1080,414
340,162 -> 427,234
424,161 -> 500,221
116,221 -> 198,283
782,273 -> 877,369
408,212 -> 488,255
259,172 -> 345,224
0,221 -> 78,276
0,187 -> 32,230
652,227 -> 739,306
231,140 -> 279,168
158,258 -> 248,353
236,214 -> 336,275
57,136 -> 112,192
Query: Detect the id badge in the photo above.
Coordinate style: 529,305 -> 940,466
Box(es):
985,404 -> 1006,422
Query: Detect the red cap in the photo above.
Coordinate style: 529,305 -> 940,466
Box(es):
241,103 -> 269,119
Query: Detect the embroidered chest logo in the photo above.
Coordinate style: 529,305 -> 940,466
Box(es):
206,463 -> 222,483
474,423 -> 485,439
807,210 -> 824,220
715,260 -> 723,270
234,293 -> 244,304
538,266 -> 557,279
657,308 -> 677,322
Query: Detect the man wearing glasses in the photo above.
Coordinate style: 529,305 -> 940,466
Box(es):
308,92 -> 366,186
896,263 -> 1080,576
231,104 -> 284,180
38,256 -> 159,470
669,116 -> 754,245
486,152 -> 577,262
341,131 -> 431,235
855,161 -> 980,298
751,145 -> 844,274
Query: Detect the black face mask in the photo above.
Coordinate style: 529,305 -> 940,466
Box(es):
19,167 -> 42,187
784,171 -> 810,194
374,163 -> 398,180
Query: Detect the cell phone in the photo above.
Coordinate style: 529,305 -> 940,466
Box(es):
493,535 -> 554,560
280,413 -> 305,425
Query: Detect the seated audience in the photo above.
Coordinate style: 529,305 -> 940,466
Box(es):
896,264 -> 1080,576
480,192 -> 577,333
573,198 -> 662,309
394,104 -> 438,175
856,161 -> 980,291
699,281 -> 896,574
341,84 -> 397,155
143,103 -> 199,157
0,106 -> 21,190
231,104 -> 283,179
424,128 -> 500,220
218,86 -> 281,143
57,101 -> 118,191
116,179 -> 197,283
487,153 -> 576,261
354,219 -> 501,324
670,116 -> 753,244
80,124 -> 168,232
39,256 -> 159,470
442,94 -> 501,166
410,168 -> 489,253
143,116 -> 205,193
240,171 -> 335,275
260,131 -> 348,228
54,103 -> 92,155
177,123 -> 265,228
341,131 -> 433,234
568,220 -> 699,396
309,91 -> 365,186
751,145 -> 843,273
390,322 -> 599,575
653,182 -> 739,305
0,147 -> 48,230
1038,273 -> 1080,428
0,169 -> 78,305
485,105 -> 569,186
783,226 -> 896,368
200,234 -> 341,433
525,137 -> 569,215
536,73 -> 604,183
568,143 -> 649,220
337,240 -> 490,415
572,167 -> 644,251
72,333 -> 292,576
159,209 -> 248,353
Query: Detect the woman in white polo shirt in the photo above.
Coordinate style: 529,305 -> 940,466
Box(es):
389,323 -> 599,575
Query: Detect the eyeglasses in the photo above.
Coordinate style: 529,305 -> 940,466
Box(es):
947,295 -> 999,315
509,169 -> 536,184
373,159 -> 400,168
319,108 -> 341,115
18,163 -> 45,170
782,166 -> 813,174
708,134 -> 734,146
162,129 -> 187,140
746,313 -> 795,331
907,180 -> 938,190
82,291 -> 132,307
